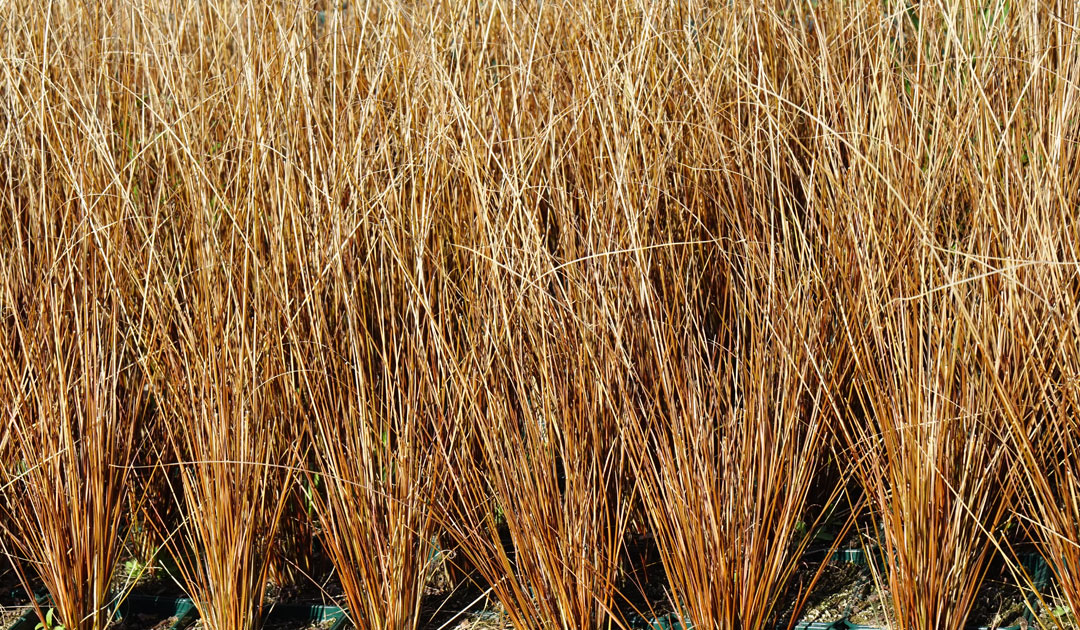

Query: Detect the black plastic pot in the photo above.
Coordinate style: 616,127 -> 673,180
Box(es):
3,598 -> 346,630
4,593 -> 49,630
259,603 -> 348,630
5,595 -> 196,630
634,613 -> 849,630
112,595 -> 198,630
844,622 -> 1029,630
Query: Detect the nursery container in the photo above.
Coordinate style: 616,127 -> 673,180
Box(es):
259,603 -> 348,630
3,593 -> 49,630
4,595 -> 196,630
636,610 -> 850,630
111,595 -> 198,630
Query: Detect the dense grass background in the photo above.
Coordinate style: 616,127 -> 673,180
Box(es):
2,1 -> 1080,630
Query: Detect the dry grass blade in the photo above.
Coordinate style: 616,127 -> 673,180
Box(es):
1008,300 -> 1080,629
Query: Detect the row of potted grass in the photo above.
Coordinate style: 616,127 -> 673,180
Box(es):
2,2 -> 1079,630
0,548 -> 1061,630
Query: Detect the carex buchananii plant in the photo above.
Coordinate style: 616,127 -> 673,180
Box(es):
0,249 -> 146,630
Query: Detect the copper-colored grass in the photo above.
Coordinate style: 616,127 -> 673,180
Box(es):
1,3 -> 1080,630
799,3 -> 1078,629
290,270 -> 447,630
437,328 -> 632,630
621,231 -> 847,630
0,250 -> 146,630
141,270 -> 299,630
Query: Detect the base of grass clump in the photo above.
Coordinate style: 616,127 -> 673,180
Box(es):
844,571 -> 1035,630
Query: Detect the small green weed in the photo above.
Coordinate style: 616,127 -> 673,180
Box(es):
35,608 -> 66,630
